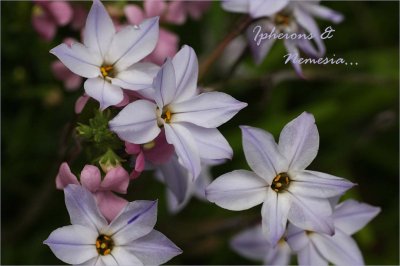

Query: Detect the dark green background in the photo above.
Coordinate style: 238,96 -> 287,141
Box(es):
2,1 -> 399,265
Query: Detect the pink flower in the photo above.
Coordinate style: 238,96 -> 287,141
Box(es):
32,1 -> 73,41
164,0 -> 212,25
124,3 -> 179,65
55,162 -> 130,222
125,129 -> 175,178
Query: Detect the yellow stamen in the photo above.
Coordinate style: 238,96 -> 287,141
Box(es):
143,141 -> 156,150
271,172 -> 291,193
100,65 -> 113,78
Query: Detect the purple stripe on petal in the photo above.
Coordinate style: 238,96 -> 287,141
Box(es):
128,200 -> 157,224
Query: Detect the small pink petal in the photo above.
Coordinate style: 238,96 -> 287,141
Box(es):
186,1 -> 211,20
100,166 -> 130,194
145,29 -> 179,65
125,142 -> 141,155
115,93 -> 130,108
55,162 -> 79,189
48,1 -> 73,26
129,169 -> 142,179
64,74 -> 83,91
32,12 -> 56,41
63,37 -> 76,47
124,4 -> 145,25
165,1 -> 186,25
95,191 -> 128,222
71,4 -> 87,30
80,165 -> 101,192
144,129 -> 175,164
75,94 -> 90,114
144,0 -> 167,17
135,151 -> 146,172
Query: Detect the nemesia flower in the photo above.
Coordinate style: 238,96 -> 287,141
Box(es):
125,129 -> 175,179
50,0 -> 160,110
164,0 -> 212,25
206,112 -> 355,245
55,162 -> 130,222
286,199 -> 381,265
222,0 -> 344,76
231,224 -> 292,265
44,185 -> 182,265
32,0 -> 73,41
156,156 -> 214,213
109,45 -> 246,178
124,3 -> 180,65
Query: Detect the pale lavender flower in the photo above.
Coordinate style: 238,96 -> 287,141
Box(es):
50,0 -> 159,110
109,45 -> 247,178
206,112 -> 355,245
156,156 -> 215,213
231,224 -> 292,265
222,0 -> 344,76
286,199 -> 381,265
44,184 -> 182,265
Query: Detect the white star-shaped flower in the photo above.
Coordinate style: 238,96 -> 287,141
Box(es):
50,0 -> 159,110
44,185 -> 181,265
206,112 -> 355,245
109,45 -> 247,179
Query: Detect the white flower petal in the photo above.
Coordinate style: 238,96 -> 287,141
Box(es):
44,224 -> 98,265
153,58 -> 177,108
109,100 -> 160,144
289,170 -> 355,198
127,230 -> 182,265
249,0 -> 289,18
183,123 -> 233,160
221,0 -> 249,13
107,200 -> 157,245
107,17 -> 159,70
171,92 -> 247,128
241,126 -> 287,184
230,224 -> 271,261
261,190 -> 291,245
110,247 -> 143,266
164,123 -> 201,179
96,254 -> 118,266
112,62 -> 159,91
293,6 -> 325,56
83,0 -> 115,58
311,229 -> 364,265
283,39 -> 305,78
297,242 -> 328,266
206,170 -> 268,211
264,241 -> 291,265
64,185 -> 107,231
50,43 -> 101,78
300,3 -> 344,24
286,224 -> 310,252
157,156 -> 190,204
278,112 -> 319,171
287,193 -> 334,235
84,78 -> 123,110
172,45 -> 198,103
333,199 -> 381,235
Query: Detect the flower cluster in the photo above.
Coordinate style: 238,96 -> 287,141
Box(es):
39,1 -> 381,265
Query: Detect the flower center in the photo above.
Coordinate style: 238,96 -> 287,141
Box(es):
274,13 -> 291,27
96,235 -> 114,256
161,108 -> 172,123
142,141 -> 156,150
271,172 -> 290,193
100,65 -> 114,78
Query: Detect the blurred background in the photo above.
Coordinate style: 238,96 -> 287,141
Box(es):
2,1 -> 399,265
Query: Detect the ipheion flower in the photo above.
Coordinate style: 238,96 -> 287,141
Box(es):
50,0 -> 160,110
206,112 -> 355,245
109,45 -> 247,179
44,185 -> 182,265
